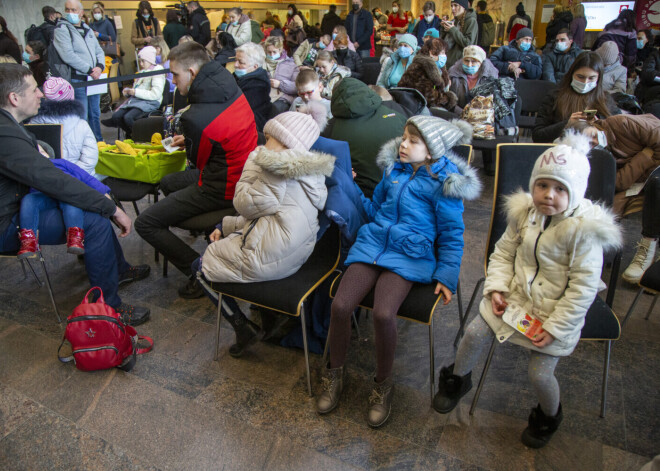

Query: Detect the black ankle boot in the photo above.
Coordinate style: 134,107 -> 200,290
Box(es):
224,310 -> 262,358
521,403 -> 563,449
432,364 -> 472,414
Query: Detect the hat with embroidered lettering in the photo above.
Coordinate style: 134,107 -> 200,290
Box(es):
529,131 -> 591,212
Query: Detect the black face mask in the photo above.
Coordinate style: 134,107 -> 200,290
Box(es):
337,48 -> 348,59
352,3 -> 360,11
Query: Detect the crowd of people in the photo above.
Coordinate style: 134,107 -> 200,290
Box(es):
0,0 -> 659,448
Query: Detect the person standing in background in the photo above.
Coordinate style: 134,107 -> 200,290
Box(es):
569,4 -> 587,48
322,5 -> 342,36
506,2 -> 532,40
441,0 -> 478,69
131,1 -> 162,49
345,0 -> 373,58
186,1 -> 211,46
0,17 -> 21,64
163,9 -> 186,49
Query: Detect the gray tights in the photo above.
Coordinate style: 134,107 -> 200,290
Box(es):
454,315 -> 561,416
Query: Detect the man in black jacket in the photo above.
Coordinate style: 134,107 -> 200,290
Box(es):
321,5 -> 342,36
0,64 -> 150,325
135,42 -> 257,298
345,0 -> 374,58
186,1 -> 211,46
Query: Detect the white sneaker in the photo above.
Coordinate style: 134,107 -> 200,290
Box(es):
622,238 -> 657,284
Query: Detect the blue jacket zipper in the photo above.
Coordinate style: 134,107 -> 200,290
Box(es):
373,166 -> 418,265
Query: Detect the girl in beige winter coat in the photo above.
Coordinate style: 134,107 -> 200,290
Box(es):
199,104 -> 335,358
432,133 -> 622,449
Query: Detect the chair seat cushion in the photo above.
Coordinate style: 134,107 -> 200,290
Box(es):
518,115 -> 536,128
176,209 -> 236,231
203,225 -> 340,316
329,272 -> 441,325
580,296 -> 620,340
105,177 -> 158,201
640,259 -> 660,292
472,135 -> 517,151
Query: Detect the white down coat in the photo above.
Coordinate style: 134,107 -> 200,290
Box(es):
480,191 -> 622,357
201,146 -> 335,283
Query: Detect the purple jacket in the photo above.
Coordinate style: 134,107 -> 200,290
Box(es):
569,17 -> 586,48
593,27 -> 637,68
273,58 -> 300,104
51,159 -> 110,194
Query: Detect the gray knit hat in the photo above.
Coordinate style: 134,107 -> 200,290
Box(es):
406,116 -> 466,160
516,27 -> 533,41
595,41 -> 619,66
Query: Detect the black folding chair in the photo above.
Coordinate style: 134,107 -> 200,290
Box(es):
515,78 -> 558,134
24,124 -> 63,159
621,260 -> 660,329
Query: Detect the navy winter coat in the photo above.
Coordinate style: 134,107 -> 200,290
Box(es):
345,138 -> 480,292
413,16 -> 442,45
489,40 -> 542,79
344,8 -> 373,52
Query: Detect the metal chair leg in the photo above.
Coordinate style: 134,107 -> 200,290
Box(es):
131,201 -> 140,216
214,293 -> 223,361
470,338 -> 496,416
322,322 -> 330,366
19,259 -> 29,279
38,252 -> 61,324
645,295 -> 658,320
429,316 -> 435,402
163,257 -> 168,277
600,340 -> 612,418
300,303 -> 313,397
351,311 -> 360,340
456,279 -> 464,330
456,277 -> 484,347
24,258 -> 44,286
621,288 -> 644,329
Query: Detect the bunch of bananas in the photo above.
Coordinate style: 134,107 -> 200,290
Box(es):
97,133 -> 165,156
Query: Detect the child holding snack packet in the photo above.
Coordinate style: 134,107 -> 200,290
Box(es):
432,133 -> 622,448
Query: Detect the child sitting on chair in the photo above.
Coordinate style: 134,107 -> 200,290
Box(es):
101,46 -> 165,139
316,116 -> 481,428
198,103 -> 335,358
432,133 -> 622,449
17,151 -> 112,258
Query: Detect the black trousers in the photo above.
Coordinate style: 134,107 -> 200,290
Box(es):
135,183 -> 232,276
642,167 -> 660,238
159,168 -> 200,196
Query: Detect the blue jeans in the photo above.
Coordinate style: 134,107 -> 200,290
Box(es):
71,78 -> 103,141
20,192 -> 84,232
358,49 -> 370,58
0,210 -> 130,307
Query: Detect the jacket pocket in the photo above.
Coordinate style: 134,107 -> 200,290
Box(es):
391,233 -> 433,258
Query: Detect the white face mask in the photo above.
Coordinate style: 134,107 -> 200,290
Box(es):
571,78 -> 597,94
597,130 -> 608,147
93,13 -> 102,21
425,14 -> 434,23
392,7 -> 399,13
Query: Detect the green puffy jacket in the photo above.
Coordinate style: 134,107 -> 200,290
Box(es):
442,9 -> 479,69
327,78 -> 407,197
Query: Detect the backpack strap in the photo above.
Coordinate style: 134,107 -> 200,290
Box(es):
57,337 -> 74,363
136,336 -> 154,355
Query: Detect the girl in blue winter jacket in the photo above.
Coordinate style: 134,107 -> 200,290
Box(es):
316,115 -> 481,427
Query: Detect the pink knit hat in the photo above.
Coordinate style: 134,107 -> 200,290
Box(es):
138,46 -> 158,65
43,77 -> 74,101
263,106 -> 325,151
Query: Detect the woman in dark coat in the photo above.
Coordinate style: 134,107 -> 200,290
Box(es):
213,32 -> 237,66
332,32 -> 363,80
592,9 -> 637,68
234,43 -> 271,132
0,17 -> 21,64
545,6 -> 573,47
398,37 -> 457,110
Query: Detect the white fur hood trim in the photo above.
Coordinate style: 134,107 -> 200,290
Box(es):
504,190 -> 623,251
252,147 -> 336,179
376,137 -> 482,200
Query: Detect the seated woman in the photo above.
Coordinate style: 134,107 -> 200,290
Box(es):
30,77 -> 98,177
377,33 -> 418,89
225,7 -> 252,47
332,32 -> 363,80
595,41 -> 627,94
198,104 -> 334,357
149,36 -> 174,94
448,45 -> 498,110
263,36 -> 300,117
234,42 -> 272,132
315,50 -> 351,100
533,51 -> 619,143
398,37 -> 457,110
101,46 -> 165,138
326,25 -> 356,52
211,32 -> 238,66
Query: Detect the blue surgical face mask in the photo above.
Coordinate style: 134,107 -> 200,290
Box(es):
436,54 -> 447,69
397,45 -> 412,58
234,68 -> 248,77
318,41 -> 326,49
66,12 -> 80,24
637,39 -> 645,49
519,40 -> 531,51
156,54 -> 162,64
143,14 -> 150,21
268,53 -> 281,61
22,51 -> 32,63
231,21 -> 239,26
332,33 -> 337,40
462,64 -> 479,75
555,41 -> 569,52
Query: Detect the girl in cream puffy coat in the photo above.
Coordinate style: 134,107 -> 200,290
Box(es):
432,133 -> 622,449
200,104 -> 335,357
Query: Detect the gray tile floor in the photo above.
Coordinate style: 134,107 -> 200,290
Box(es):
0,136 -> 657,470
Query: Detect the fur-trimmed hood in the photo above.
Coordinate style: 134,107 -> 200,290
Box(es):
504,190 -> 623,251
375,136 -> 482,201
252,147 -> 336,180
36,99 -> 86,120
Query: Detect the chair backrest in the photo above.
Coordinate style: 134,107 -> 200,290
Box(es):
24,124 -> 63,160
585,147 -> 616,208
484,143 -> 553,271
131,117 -> 165,142
430,107 -> 459,120
108,62 -> 120,104
360,61 -> 381,86
515,78 -> 558,115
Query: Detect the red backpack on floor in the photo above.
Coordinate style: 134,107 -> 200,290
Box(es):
58,287 -> 153,372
